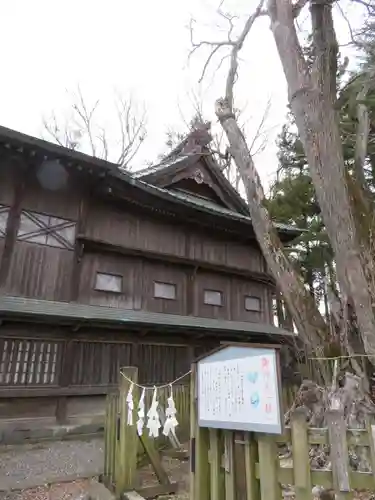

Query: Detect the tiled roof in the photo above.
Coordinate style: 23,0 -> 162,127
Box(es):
0,124 -> 301,236
0,296 -> 292,339
133,155 -> 194,179
130,177 -> 301,234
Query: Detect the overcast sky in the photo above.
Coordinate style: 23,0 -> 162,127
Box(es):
0,0 -> 364,187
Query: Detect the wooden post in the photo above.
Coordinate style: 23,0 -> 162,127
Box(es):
243,432 -> 260,500
291,408 -> 311,500
116,366 -> 138,497
104,393 -> 118,491
326,409 -> 352,499
0,159 -> 29,287
209,428 -> 224,500
365,414 -> 375,490
190,362 -> 210,500
223,430 -> 236,500
257,434 -> 281,500
55,339 -> 74,424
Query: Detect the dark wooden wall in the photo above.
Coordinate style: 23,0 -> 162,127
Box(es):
0,165 -> 274,324
78,253 -> 272,323
86,202 -> 267,273
0,323 -> 213,425
0,160 -> 276,427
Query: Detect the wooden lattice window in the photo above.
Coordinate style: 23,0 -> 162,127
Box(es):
0,205 -> 9,237
0,339 -> 61,386
204,289 -> 223,306
17,210 -> 76,250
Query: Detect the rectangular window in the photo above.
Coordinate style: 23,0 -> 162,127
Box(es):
245,296 -> 261,312
95,272 -> 122,293
204,289 -> 223,306
0,205 -> 9,237
154,281 -> 176,300
17,210 -> 76,250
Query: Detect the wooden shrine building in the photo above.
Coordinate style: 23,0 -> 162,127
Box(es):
0,124 -> 296,433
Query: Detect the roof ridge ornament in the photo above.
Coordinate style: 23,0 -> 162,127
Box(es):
181,121 -> 212,156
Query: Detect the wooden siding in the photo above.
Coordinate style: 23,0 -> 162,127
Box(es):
0,166 -> 273,323
79,253 -> 143,309
5,241 -> 73,301
21,172 -> 82,221
77,254 -> 272,324
0,325 -> 202,391
86,202 -> 266,272
0,162 -> 15,206
86,204 -> 187,257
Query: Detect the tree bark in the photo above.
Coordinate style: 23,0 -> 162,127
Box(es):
215,99 -> 331,384
267,0 -> 375,364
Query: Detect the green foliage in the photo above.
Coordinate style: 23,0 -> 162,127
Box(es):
269,27 -> 375,307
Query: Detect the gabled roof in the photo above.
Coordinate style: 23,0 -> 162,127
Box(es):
134,125 -> 249,216
0,124 -> 301,240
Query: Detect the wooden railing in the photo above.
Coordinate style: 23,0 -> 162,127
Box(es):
191,407 -> 375,499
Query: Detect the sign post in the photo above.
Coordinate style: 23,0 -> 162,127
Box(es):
197,344 -> 283,435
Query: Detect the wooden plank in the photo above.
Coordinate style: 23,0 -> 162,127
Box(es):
209,428 -> 224,500
0,160 -> 28,286
138,432 -> 171,486
257,435 -> 281,500
326,409 -> 352,499
365,415 -> 375,489
190,362 -> 210,500
190,363 -> 197,500
291,408 -> 311,500
0,384 -> 119,398
70,194 -> 90,301
115,367 -> 138,496
77,235 -> 276,285
272,466 -> 373,491
243,432 -> 260,500
107,394 -> 118,491
103,394 -> 111,488
223,431 -> 236,500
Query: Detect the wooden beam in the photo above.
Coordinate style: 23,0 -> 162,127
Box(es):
77,235 -> 275,286
0,159 -> 30,286
0,384 -> 119,398
70,193 -> 90,301
0,324 -> 224,346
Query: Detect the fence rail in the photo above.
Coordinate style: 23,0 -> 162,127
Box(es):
191,370 -> 375,499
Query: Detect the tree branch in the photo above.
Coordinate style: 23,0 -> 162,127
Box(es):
43,87 -> 146,168
189,0 -> 267,101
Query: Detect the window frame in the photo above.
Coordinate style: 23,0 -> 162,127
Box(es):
244,295 -> 261,312
203,289 -> 224,307
94,271 -> 123,294
153,281 -> 177,300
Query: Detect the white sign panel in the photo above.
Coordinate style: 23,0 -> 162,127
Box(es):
197,345 -> 282,434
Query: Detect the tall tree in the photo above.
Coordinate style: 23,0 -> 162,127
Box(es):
190,1 -> 375,380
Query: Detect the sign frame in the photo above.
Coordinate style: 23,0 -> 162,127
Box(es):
196,342 -> 284,435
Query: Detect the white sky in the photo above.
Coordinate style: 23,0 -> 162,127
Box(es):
0,0 -> 365,188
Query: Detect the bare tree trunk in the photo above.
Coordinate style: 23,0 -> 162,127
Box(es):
215,98 -> 330,383
267,0 -> 375,363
